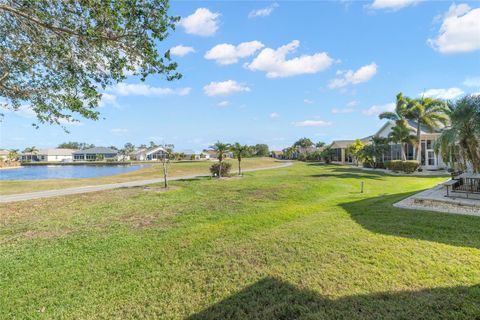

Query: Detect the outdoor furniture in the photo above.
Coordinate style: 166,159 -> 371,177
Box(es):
443,179 -> 460,197
446,173 -> 480,199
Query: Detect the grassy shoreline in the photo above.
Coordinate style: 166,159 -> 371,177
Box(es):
1,162 -> 479,318
0,158 -> 279,195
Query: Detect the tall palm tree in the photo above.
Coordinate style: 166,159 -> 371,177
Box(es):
406,96 -> 449,162
230,143 -> 249,176
435,95 -> 480,172
388,122 -> 417,161
23,146 -> 39,154
210,141 -> 230,178
379,92 -> 409,126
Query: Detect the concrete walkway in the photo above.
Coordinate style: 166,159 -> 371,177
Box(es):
0,162 -> 293,203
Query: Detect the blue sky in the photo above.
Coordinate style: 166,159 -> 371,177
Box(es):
1,0 -> 480,151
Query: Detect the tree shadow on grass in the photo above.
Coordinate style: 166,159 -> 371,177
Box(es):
340,192 -> 480,249
188,277 -> 480,320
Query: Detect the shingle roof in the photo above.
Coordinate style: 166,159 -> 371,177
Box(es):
73,147 -> 118,154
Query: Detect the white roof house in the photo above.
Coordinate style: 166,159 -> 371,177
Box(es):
20,148 -> 75,162
130,146 -> 167,161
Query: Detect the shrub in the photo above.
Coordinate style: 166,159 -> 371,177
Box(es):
210,162 -> 232,177
297,153 -> 307,162
385,160 -> 420,173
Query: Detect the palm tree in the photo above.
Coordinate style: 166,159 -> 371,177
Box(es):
230,143 -> 249,175
379,92 -> 409,126
388,122 -> 417,160
406,96 -> 449,162
7,149 -> 19,162
283,146 -> 295,160
435,95 -> 480,172
23,146 -> 39,154
210,141 -> 230,178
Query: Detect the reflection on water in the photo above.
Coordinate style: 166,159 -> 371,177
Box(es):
0,165 -> 146,180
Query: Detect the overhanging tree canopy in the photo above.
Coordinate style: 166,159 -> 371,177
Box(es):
0,0 -> 180,127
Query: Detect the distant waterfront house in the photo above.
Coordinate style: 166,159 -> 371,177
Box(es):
20,148 -> 75,162
178,150 -> 201,160
0,149 -> 9,161
72,147 -> 118,161
270,150 -> 284,159
129,146 -> 166,161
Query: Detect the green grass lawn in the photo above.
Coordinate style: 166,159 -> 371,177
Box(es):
1,162 -> 479,319
0,157 -> 278,195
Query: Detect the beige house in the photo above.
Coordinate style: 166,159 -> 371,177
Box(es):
0,149 -> 10,162
20,148 -> 75,162
328,120 -> 446,170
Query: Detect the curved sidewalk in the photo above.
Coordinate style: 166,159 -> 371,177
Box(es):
0,162 -> 292,203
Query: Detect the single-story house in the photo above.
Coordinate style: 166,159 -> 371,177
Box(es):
270,150 -> 284,159
178,150 -> 202,160
73,147 -> 118,161
327,120 -> 446,170
374,120 -> 446,170
130,146 -> 166,161
20,148 -> 75,162
0,149 -> 10,162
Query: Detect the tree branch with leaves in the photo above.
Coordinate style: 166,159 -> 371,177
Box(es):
0,0 -> 180,128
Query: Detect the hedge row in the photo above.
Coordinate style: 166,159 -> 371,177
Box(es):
385,160 -> 420,173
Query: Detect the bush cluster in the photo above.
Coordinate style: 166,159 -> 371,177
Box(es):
210,162 -> 232,176
385,160 -> 420,173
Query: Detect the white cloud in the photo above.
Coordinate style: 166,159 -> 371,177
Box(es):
269,112 -> 280,118
217,100 -> 230,107
422,87 -> 464,99
108,83 -> 191,97
203,80 -> 250,97
331,107 -> 354,114
293,120 -> 332,127
170,45 -> 195,57
245,40 -> 334,78
329,63 -> 378,89
347,100 -> 358,107
99,93 -> 118,108
463,77 -> 480,87
179,8 -> 220,37
362,102 -> 395,116
110,128 -> 128,135
205,41 -> 264,65
248,3 -> 279,18
370,0 -> 422,10
303,99 -> 314,104
428,4 -> 480,54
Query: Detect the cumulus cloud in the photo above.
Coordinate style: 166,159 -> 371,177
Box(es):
245,40 -> 334,78
428,4 -> 480,54
248,3 -> 279,18
422,87 -> 464,99
170,45 -> 195,57
205,41 -> 264,65
108,83 -> 191,97
332,107 -> 354,114
179,8 -> 220,37
463,77 -> 480,87
362,102 -> 395,116
329,63 -> 378,89
203,80 -> 250,97
269,112 -> 280,118
370,0 -> 422,10
217,100 -> 230,107
293,120 -> 332,127
110,128 -> 128,135
303,99 -> 314,104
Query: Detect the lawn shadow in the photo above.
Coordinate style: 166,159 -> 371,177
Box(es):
188,277 -> 480,319
340,192 -> 480,249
